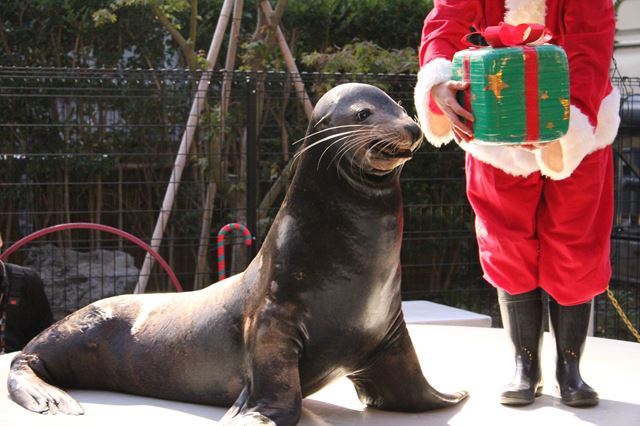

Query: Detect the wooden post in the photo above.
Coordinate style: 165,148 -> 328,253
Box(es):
193,0 -> 245,290
134,0 -> 235,294
259,0 -> 313,120
253,0 -> 316,218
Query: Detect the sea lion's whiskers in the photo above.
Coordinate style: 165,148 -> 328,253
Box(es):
344,142 -> 370,174
330,136 -> 364,174
293,129 -> 370,163
330,132 -> 371,163
292,124 -> 372,146
334,133 -> 374,159
313,132 -> 374,172
317,134 -> 364,170
366,129 -> 404,157
359,143 -> 374,180
333,134 -> 375,169
332,139 -> 359,171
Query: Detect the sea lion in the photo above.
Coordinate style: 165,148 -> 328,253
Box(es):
7,83 -> 468,425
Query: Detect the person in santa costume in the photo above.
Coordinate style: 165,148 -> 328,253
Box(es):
414,0 -> 620,407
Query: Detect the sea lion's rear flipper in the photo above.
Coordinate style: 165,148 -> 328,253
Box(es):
8,353 -> 84,415
348,322 -> 469,412
221,305 -> 303,426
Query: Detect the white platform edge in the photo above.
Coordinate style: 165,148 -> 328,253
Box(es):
1,324 -> 639,425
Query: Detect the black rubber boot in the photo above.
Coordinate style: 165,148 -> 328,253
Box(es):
549,298 -> 599,407
497,288 -> 544,406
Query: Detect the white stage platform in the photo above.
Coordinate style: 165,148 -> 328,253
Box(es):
401,300 -> 492,327
1,324 -> 638,425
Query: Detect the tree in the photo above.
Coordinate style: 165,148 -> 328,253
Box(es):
93,0 -> 203,70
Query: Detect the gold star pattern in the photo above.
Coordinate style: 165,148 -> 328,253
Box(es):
546,121 -> 555,129
485,70 -> 508,100
456,67 -> 463,78
559,98 -> 570,120
471,93 -> 477,102
540,91 -> 549,100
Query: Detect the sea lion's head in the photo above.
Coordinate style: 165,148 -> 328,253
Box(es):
298,83 -> 422,185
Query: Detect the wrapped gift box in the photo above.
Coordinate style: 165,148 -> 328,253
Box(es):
452,44 -> 570,144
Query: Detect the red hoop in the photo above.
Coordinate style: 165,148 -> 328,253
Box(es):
0,223 -> 183,292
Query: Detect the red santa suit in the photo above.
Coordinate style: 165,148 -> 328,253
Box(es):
414,0 -> 620,305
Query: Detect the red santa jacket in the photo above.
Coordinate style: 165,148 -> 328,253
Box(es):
413,0 -> 620,179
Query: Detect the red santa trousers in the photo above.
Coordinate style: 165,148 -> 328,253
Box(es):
465,147 -> 613,306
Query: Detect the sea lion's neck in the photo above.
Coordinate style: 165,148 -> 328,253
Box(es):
291,150 -> 402,203
262,152 -> 404,283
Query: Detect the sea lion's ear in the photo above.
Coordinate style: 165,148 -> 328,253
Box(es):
314,113 -> 330,129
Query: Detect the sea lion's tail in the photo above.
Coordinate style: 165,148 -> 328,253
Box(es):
7,352 -> 84,415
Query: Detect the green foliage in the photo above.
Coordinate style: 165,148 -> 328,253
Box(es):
284,0 -> 433,52
92,8 -> 119,26
239,0 -> 432,72
301,41 -> 418,74
93,0 -> 190,28
2,0 -> 433,71
0,0 -> 168,68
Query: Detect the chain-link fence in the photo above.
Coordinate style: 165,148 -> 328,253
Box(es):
0,67 -> 637,340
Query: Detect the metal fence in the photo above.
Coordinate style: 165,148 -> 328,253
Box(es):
0,67 -> 637,340
604,76 -> 640,340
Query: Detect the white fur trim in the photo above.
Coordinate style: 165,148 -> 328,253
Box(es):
459,141 -> 539,177
504,0 -> 546,25
594,87 -> 621,151
535,88 -> 621,180
414,58 -> 454,147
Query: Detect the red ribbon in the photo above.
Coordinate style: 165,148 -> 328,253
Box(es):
523,47 -> 540,141
461,53 -> 473,132
463,22 -> 552,48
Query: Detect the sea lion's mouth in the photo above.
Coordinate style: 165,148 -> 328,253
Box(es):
363,149 -> 413,177
379,146 -> 414,159
370,140 -> 415,160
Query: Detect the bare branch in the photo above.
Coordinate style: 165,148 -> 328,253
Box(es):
189,0 -> 198,51
0,14 -> 11,55
150,2 -> 198,69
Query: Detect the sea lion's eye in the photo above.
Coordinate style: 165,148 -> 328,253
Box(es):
356,109 -> 371,121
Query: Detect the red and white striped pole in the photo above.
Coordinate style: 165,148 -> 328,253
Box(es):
216,223 -> 252,281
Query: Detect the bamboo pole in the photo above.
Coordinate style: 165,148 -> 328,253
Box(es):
252,0 -> 315,218
193,0 -> 245,290
134,0 -> 235,294
259,0 -> 313,119
193,181 -> 217,289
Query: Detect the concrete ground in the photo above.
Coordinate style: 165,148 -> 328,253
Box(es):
1,324 -> 639,425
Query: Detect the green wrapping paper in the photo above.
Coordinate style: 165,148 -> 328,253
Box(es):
452,44 -> 570,144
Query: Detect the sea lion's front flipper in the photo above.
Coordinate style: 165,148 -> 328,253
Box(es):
221,302 -> 303,426
348,322 -> 469,412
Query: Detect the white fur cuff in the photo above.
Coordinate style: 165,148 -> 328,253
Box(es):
594,87 -> 621,151
414,58 -> 454,147
535,88 -> 620,180
460,142 -> 539,177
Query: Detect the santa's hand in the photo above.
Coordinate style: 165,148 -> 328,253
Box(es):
539,140 -> 563,172
516,143 -> 539,151
513,141 -> 563,172
431,81 -> 474,142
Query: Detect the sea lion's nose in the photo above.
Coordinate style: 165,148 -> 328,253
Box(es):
405,122 -> 423,143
